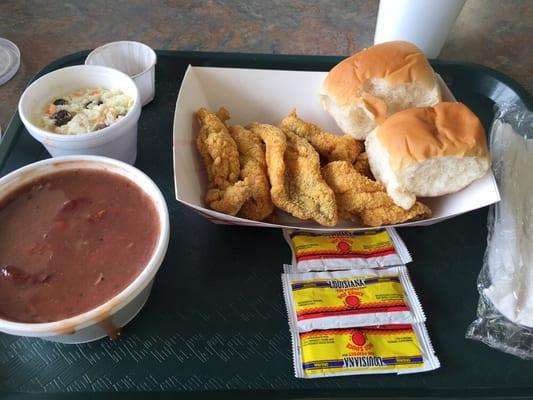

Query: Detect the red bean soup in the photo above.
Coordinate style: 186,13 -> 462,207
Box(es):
0,168 -> 160,323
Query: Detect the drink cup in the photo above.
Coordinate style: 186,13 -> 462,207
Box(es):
374,0 -> 466,58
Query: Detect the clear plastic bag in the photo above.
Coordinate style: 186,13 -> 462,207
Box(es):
466,104 -> 533,359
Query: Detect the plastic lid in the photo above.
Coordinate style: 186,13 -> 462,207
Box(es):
0,38 -> 20,86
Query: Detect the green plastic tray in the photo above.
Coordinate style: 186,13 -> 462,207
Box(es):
0,51 -> 532,400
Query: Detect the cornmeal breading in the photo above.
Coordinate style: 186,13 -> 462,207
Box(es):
280,109 -> 363,163
322,161 -> 431,226
228,125 -> 273,221
248,123 -> 338,226
196,108 -> 251,215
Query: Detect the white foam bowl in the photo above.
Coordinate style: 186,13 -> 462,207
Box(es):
18,65 -> 141,165
85,41 -> 157,106
0,155 -> 170,343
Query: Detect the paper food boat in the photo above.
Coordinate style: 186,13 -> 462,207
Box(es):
173,66 -> 500,231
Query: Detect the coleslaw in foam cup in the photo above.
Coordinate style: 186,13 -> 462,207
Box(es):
18,65 -> 141,165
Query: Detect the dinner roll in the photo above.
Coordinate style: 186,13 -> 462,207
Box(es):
365,102 -> 491,210
320,41 -> 441,140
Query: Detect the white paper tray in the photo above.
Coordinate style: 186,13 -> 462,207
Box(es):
172,66 -> 500,231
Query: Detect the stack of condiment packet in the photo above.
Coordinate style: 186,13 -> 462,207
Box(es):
282,228 -> 440,378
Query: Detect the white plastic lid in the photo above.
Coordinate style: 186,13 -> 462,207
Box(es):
0,38 -> 20,86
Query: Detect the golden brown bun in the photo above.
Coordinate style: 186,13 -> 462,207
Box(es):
321,41 -> 437,105
377,102 -> 490,171
365,102 -> 491,210
320,41 -> 441,139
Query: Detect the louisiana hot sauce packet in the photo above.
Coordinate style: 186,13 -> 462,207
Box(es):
291,324 -> 440,378
283,228 -> 411,272
282,267 -> 425,332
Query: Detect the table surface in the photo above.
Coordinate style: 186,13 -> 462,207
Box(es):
0,0 -> 532,130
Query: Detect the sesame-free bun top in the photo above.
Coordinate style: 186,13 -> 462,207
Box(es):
321,41 -> 436,105
320,41 -> 441,139
365,102 -> 491,210
377,102 -> 490,171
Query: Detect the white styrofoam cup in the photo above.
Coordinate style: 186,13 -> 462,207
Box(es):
0,155 -> 170,343
85,41 -> 157,106
374,0 -> 466,58
18,65 -> 141,165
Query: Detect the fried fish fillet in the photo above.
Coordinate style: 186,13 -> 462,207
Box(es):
196,108 -> 251,215
248,123 -> 338,226
337,192 -> 431,227
279,109 -> 364,163
203,183 -> 253,216
228,125 -> 273,221
321,161 -> 431,226
353,152 -> 373,179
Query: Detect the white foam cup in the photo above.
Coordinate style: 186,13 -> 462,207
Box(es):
85,41 -> 157,106
374,0 -> 466,58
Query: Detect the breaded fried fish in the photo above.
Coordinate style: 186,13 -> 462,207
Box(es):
228,125 -> 274,221
322,161 -> 431,226
353,152 -> 373,179
248,123 -> 338,226
196,107 -> 251,215
280,109 -> 364,163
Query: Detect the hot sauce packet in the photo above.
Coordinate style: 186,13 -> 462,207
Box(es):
282,267 -> 425,332
283,228 -> 411,272
291,323 -> 440,378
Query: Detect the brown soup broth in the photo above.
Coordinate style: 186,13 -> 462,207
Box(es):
0,168 -> 160,323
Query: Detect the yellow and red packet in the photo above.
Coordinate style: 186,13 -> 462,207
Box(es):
282,267 -> 425,332
292,324 -> 440,378
283,228 -> 411,272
